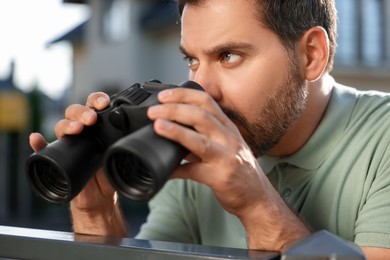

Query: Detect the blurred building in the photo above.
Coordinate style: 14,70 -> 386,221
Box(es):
52,0 -> 188,103
0,61 -> 69,230
0,62 -> 30,225
333,0 -> 390,91
53,0 -> 390,102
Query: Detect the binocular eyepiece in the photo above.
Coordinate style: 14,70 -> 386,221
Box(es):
25,80 -> 203,204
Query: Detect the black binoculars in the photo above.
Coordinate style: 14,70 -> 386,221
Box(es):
25,80 -> 203,205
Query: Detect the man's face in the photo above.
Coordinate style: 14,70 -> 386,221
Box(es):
180,0 -> 307,156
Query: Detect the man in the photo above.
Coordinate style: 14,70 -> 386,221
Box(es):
30,0 -> 390,258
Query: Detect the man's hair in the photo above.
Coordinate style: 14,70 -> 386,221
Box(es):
178,0 -> 338,72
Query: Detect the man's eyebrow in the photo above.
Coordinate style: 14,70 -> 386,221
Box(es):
206,42 -> 254,55
179,42 -> 254,57
179,45 -> 190,56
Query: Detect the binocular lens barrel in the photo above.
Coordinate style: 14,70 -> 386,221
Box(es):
26,134 -> 104,204
104,124 -> 188,201
29,159 -> 70,203
106,152 -> 155,200
26,80 -> 202,204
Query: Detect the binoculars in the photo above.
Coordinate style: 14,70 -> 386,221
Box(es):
26,80 -> 203,205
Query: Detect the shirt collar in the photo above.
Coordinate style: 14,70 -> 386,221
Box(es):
258,83 -> 357,174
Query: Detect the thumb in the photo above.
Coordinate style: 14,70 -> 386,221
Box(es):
29,132 -> 49,152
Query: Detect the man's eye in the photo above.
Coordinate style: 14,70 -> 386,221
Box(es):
183,56 -> 200,67
221,52 -> 241,63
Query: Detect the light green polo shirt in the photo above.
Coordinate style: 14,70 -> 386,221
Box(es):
136,83 -> 390,249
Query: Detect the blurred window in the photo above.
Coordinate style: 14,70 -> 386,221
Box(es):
101,0 -> 130,42
335,0 -> 389,67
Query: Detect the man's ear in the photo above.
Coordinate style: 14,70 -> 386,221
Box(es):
296,26 -> 329,82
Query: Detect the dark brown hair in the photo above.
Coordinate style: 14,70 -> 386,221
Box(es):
178,0 -> 337,71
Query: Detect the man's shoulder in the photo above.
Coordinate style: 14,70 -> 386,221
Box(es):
333,83 -> 390,108
332,83 -> 390,126
333,82 -> 388,100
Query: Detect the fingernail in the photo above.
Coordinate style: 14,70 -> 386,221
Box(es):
97,97 -> 108,106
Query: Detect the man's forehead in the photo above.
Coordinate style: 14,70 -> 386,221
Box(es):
180,0 -> 266,52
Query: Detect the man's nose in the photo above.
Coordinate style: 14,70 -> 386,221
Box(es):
191,64 -> 222,102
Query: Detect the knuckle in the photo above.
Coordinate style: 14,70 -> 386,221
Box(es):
55,119 -> 66,130
64,105 -> 74,118
197,109 -> 211,122
54,119 -> 67,138
197,134 -> 211,156
167,103 -> 180,118
172,88 -> 184,98
65,104 -> 83,119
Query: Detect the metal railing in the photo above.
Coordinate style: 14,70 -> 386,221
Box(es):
0,225 -> 366,260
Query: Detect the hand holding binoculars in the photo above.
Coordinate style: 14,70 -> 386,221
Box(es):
25,80 -> 203,204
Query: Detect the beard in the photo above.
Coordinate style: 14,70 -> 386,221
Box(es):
222,57 -> 307,157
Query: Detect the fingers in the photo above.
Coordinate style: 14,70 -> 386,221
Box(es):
86,92 -> 110,110
149,88 -> 241,138
157,88 -> 234,127
148,102 -> 229,136
148,87 -> 269,223
55,104 -> 94,138
54,92 -> 110,139
154,118 -> 215,156
65,92 -> 110,123
147,89 -> 242,160
54,118 -> 85,138
29,132 -> 48,152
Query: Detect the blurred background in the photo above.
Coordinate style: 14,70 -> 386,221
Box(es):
0,0 -> 389,237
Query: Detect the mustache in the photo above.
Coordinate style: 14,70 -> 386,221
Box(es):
221,106 -> 262,156
221,106 -> 250,129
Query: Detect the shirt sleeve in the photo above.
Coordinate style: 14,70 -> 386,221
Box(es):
135,179 -> 201,244
354,140 -> 390,248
